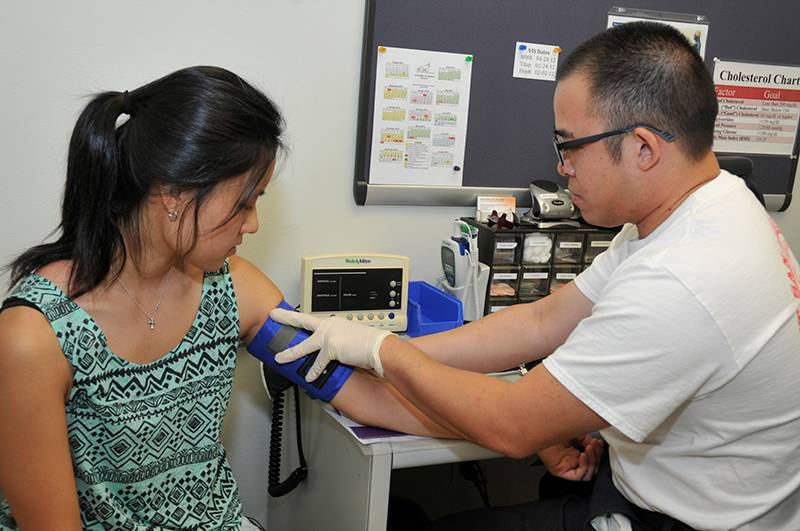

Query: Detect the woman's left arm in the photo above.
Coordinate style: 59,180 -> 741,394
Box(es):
229,256 -> 460,438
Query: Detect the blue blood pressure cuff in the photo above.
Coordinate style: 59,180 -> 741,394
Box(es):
247,300 -> 353,402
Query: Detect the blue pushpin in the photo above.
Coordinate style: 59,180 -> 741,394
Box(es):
519,44 -> 527,51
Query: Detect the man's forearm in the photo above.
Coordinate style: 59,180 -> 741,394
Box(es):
410,288 -> 583,372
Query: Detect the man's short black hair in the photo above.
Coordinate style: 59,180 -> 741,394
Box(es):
557,21 -> 718,161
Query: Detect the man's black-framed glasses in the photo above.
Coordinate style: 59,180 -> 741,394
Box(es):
553,124 -> 676,166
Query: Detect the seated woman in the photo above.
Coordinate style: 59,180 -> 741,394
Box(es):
0,66 -> 286,531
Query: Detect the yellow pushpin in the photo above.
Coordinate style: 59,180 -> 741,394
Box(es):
378,46 -> 387,53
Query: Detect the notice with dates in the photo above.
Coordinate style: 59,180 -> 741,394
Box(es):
713,59 -> 800,156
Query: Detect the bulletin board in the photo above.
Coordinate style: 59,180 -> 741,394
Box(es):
353,0 -> 800,211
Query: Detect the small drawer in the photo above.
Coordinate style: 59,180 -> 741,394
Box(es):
554,232 -> 585,264
519,267 -> 550,299
489,266 -> 520,300
549,266 -> 580,293
492,234 -> 521,265
488,302 -> 515,314
522,232 -> 554,265
584,232 -> 615,263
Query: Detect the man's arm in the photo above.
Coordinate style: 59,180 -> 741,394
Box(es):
380,340 -> 609,458
409,282 -> 593,372
299,281 -> 603,453
336,282 -> 595,442
0,308 -> 82,530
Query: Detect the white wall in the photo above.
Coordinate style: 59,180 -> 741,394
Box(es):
2,1 -> 799,524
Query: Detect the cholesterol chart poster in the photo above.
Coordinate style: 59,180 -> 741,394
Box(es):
369,46 -> 473,186
713,59 -> 800,156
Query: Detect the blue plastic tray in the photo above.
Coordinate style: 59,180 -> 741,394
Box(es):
406,280 -> 464,337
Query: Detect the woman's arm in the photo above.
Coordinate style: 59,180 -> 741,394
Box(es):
0,307 -> 82,530
228,257 -> 461,437
331,370 -> 467,439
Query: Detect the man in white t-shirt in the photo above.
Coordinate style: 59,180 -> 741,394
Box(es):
272,21 -> 800,530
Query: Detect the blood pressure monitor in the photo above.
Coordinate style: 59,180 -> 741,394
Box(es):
300,254 -> 409,331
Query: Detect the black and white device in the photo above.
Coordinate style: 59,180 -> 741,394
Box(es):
301,254 -> 409,331
525,179 -> 577,220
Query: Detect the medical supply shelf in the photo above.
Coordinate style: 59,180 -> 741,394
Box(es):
462,218 -> 619,316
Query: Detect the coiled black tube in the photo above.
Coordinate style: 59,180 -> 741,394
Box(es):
267,387 -> 308,497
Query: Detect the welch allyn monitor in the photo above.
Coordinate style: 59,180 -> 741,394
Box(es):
300,253 -> 409,332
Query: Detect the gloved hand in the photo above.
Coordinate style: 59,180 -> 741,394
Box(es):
270,308 -> 393,381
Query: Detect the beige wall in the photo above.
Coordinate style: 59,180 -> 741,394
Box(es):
1,1 -> 798,523
771,165 -> 800,251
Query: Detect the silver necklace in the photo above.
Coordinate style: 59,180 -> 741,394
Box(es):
117,268 -> 174,331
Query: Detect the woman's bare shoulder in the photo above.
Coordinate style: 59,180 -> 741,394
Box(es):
32,260 -> 73,293
228,256 -> 284,342
0,305 -> 71,394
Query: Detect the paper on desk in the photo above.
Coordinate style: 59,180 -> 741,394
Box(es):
323,407 -> 428,445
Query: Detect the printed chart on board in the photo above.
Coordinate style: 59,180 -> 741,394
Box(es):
713,59 -> 800,157
369,46 -> 474,186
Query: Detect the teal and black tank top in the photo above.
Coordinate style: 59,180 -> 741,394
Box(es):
0,262 -> 243,530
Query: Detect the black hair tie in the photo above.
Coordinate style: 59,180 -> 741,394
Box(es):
121,90 -> 132,115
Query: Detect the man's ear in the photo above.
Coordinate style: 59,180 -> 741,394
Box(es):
632,126 -> 662,172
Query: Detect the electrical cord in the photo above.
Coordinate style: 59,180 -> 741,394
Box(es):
466,249 -> 481,320
267,385 -> 308,497
458,461 -> 491,508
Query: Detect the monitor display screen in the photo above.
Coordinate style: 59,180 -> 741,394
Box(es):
311,268 -> 403,312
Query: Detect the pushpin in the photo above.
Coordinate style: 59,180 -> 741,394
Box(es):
519,44 -> 527,51
453,165 -> 461,171
378,46 -> 386,54
465,55 -> 473,63
553,46 -> 561,54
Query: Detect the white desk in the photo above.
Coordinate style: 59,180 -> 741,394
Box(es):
266,397 -> 503,531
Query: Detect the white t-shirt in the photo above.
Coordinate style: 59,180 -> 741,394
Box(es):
543,170 -> 800,530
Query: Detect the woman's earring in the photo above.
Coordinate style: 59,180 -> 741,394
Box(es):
168,211 -> 178,221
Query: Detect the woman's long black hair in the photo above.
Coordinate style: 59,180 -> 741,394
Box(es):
7,66 -> 284,298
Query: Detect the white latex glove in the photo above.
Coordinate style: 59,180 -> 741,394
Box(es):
270,308 -> 393,381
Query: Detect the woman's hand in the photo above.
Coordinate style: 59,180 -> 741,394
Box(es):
537,434 -> 604,481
